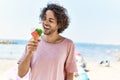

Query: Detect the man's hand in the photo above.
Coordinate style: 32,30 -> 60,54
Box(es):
26,38 -> 40,55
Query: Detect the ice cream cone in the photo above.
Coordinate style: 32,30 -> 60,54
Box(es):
31,28 -> 42,40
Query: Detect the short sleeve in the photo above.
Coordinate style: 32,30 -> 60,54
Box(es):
17,45 -> 27,64
64,41 -> 78,73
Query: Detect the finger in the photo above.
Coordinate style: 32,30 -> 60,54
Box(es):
27,44 -> 38,47
28,40 -> 39,45
29,40 -> 38,43
28,46 -> 37,50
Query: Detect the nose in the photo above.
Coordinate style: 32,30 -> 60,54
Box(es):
43,19 -> 49,25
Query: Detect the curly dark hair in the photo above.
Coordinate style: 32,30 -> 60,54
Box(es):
40,3 -> 70,33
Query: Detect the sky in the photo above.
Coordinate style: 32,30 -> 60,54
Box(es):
0,0 -> 120,44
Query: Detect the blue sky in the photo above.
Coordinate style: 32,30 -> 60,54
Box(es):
0,0 -> 120,44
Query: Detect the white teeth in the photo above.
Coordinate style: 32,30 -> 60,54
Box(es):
44,26 -> 49,28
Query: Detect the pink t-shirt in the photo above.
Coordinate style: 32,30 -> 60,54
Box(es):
18,37 -> 77,80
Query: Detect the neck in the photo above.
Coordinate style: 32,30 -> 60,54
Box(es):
43,34 -> 64,43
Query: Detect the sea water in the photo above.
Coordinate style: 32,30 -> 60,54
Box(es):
0,44 -> 26,60
0,42 -> 120,63
75,43 -> 120,62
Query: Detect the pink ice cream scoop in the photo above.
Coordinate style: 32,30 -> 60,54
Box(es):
31,28 -> 42,40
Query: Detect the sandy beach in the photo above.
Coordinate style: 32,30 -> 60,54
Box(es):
0,60 -> 18,80
86,61 -> 120,80
0,60 -> 120,80
0,60 -> 17,74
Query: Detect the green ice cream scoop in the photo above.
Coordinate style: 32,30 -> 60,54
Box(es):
36,28 -> 42,36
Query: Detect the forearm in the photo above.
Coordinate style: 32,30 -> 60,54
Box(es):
18,53 -> 32,78
66,73 -> 74,80
18,39 -> 39,78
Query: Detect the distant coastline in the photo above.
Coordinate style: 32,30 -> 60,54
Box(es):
0,40 -> 17,44
0,39 -> 27,44
0,39 -> 120,46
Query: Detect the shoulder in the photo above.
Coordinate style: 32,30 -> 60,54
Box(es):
63,38 -> 75,48
64,38 -> 74,44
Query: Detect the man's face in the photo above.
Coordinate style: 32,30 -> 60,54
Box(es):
42,10 -> 58,35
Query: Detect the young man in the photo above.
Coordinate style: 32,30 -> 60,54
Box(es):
18,3 -> 77,80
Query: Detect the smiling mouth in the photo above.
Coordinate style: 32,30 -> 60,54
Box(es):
44,26 -> 50,30
44,26 -> 49,29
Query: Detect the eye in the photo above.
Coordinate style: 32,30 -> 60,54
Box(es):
49,20 -> 53,23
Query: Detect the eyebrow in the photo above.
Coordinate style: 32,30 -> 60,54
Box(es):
49,18 -> 57,22
49,18 -> 56,20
